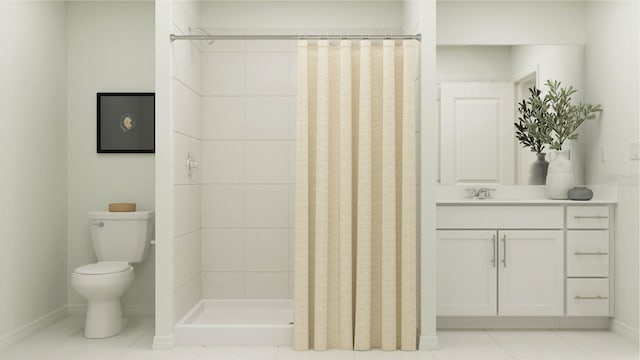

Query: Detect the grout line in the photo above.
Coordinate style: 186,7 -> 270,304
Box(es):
549,330 -> 597,360
173,130 -> 201,142
484,329 -> 517,360
173,76 -> 202,99
200,94 -> 296,98
200,139 -> 296,142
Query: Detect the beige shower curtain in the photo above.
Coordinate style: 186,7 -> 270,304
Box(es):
293,39 -> 418,351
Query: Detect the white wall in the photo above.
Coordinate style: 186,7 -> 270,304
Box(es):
66,1 -> 156,315
437,46 -> 512,83
201,1 -> 403,29
404,0 -> 439,350
583,0 -> 639,339
437,1 -> 585,45
0,1 -> 68,345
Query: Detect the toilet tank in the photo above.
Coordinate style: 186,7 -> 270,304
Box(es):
88,211 -> 153,263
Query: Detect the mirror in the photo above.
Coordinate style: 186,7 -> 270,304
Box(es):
436,44 -> 586,186
434,0 -> 591,186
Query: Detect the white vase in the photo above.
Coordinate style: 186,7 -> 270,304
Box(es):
545,149 -> 575,199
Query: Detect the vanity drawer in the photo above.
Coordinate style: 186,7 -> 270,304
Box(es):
567,230 -> 609,277
567,279 -> 609,316
436,206 -> 563,229
566,206 -> 610,229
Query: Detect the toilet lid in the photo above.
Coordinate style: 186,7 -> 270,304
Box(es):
75,262 -> 130,275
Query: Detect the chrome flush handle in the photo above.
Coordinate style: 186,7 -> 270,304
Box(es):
91,221 -> 104,227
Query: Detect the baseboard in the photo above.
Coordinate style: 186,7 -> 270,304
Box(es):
437,316 -> 610,330
0,306 -> 68,349
419,335 -> 439,350
152,334 -> 175,350
611,319 -> 639,344
67,304 -> 155,317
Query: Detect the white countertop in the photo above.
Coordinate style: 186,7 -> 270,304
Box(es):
437,199 -> 617,205
436,185 -> 618,205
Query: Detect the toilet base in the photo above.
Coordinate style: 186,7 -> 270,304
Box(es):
84,300 -> 127,338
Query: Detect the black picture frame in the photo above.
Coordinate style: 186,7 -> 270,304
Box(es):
97,92 -> 155,153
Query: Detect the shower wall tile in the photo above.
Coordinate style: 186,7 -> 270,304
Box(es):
245,229 -> 289,272
288,141 -> 296,183
174,230 -> 202,291
199,28 -> 246,53
249,28 -> 290,52
201,52 -> 245,96
245,97 -> 291,140
201,184 -> 245,228
245,53 -> 289,96
288,51 -> 297,95
172,25 -> 201,94
245,185 -> 289,228
288,185 -> 295,227
201,97 -> 245,140
245,272 -> 289,299
174,273 -> 202,323
288,272 -> 294,298
172,1 -> 198,37
200,36 -> 296,300
287,97 -> 297,138
288,229 -> 295,272
173,184 -> 201,238
201,141 -> 244,183
201,229 -> 244,272
173,78 -> 201,139
202,272 -> 245,299
245,141 -> 289,183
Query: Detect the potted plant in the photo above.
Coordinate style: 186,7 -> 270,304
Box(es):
543,80 -> 602,151
526,80 -> 602,199
515,87 -> 552,185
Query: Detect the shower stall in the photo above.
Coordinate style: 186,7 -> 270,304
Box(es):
154,0 -> 430,348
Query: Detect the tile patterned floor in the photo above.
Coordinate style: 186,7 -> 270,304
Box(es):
0,316 -> 637,359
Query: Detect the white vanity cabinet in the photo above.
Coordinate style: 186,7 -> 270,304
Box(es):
497,230 -> 563,316
436,202 -> 615,321
565,206 -> 612,316
437,228 -> 563,316
437,230 -> 498,316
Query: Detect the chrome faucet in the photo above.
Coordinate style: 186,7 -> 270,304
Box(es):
477,188 -> 496,200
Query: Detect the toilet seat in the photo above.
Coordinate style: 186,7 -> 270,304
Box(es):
74,262 -> 131,275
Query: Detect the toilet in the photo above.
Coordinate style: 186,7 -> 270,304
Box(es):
71,211 -> 153,339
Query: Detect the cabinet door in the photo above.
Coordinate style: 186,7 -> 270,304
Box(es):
498,230 -> 564,316
437,230 -> 497,316
440,82 -> 515,185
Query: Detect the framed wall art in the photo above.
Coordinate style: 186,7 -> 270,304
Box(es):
97,92 -> 155,153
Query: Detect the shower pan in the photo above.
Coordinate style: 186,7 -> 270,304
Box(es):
175,300 -> 293,346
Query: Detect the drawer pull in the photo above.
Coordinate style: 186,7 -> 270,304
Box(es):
574,215 -> 608,219
501,234 -> 507,267
491,234 -> 496,268
574,251 -> 609,256
574,295 -> 608,300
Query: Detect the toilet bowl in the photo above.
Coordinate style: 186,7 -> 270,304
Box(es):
72,211 -> 152,339
71,262 -> 134,338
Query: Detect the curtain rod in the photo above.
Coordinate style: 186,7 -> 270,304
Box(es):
170,34 -> 421,42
